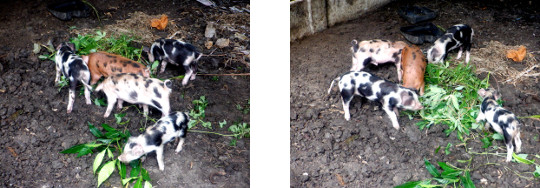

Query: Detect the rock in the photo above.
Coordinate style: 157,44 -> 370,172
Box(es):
215,38 -> 230,48
204,22 -> 216,38
52,160 -> 63,169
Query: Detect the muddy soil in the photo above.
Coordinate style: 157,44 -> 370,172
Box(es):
291,0 -> 540,187
0,0 -> 249,187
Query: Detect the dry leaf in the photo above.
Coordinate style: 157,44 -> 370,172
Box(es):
506,46 -> 527,62
151,15 -> 168,30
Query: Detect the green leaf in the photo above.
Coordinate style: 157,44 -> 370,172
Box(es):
394,180 -> 422,188
117,160 -> 127,180
131,162 -> 141,178
93,149 -> 106,174
460,171 -> 475,188
97,160 -> 116,188
142,168 -> 151,181
77,147 -> 94,158
533,166 -> 540,178
134,177 -> 143,188
492,133 -> 504,140
88,122 -> 104,138
101,123 -> 118,133
480,137 -> 492,148
38,55 -> 49,60
435,146 -> 441,154
219,120 -> 227,128
94,98 -> 106,106
144,181 -> 153,188
424,158 -> 440,178
115,113 -> 126,124
60,143 -> 88,154
445,143 -> 452,155
512,153 -> 533,164
96,138 -> 112,144
122,177 -> 137,185
107,148 -> 113,158
229,138 -> 237,146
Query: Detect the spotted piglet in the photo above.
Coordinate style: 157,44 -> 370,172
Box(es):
82,52 -> 150,85
118,111 -> 189,171
350,39 -> 408,82
95,73 -> 172,118
328,71 -> 423,129
427,24 -> 474,63
476,88 -> 522,162
144,38 -> 202,86
54,42 -> 93,113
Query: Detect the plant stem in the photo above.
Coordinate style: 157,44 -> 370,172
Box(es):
188,129 -> 238,137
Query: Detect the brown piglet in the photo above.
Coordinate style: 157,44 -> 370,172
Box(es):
401,45 -> 426,95
82,52 -> 150,85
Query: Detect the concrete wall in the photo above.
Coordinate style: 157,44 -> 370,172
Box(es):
290,0 -> 393,41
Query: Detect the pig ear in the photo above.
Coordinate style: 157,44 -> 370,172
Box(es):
401,91 -> 413,106
164,80 -> 172,89
132,144 -> 144,156
68,43 -> 75,51
351,40 -> 358,46
477,88 -> 486,96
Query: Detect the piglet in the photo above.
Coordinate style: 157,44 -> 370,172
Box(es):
427,24 -> 474,63
54,42 -> 93,113
144,38 -> 202,86
400,45 -> 427,95
118,111 -> 189,171
82,52 -> 150,85
350,39 -> 408,82
95,73 -> 172,118
476,88 -> 522,162
328,71 -> 423,129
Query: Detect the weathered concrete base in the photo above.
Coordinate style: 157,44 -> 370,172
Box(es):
290,0 -> 393,41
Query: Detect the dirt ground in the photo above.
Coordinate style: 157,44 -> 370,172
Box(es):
0,0 -> 249,187
291,0 -> 540,187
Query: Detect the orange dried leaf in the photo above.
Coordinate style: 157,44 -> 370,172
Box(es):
151,15 -> 168,30
506,46 -> 526,62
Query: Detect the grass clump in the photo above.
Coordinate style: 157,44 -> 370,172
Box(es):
408,61 -> 490,141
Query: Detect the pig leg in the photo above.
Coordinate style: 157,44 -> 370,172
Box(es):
159,60 -> 168,73
340,88 -> 354,121
142,104 -> 149,116
456,46 -> 463,60
66,78 -> 77,113
504,132 -> 514,162
84,85 -> 91,105
182,64 -> 192,86
396,62 -> 402,82
104,95 -> 117,118
382,103 -> 400,129
515,131 -> 522,153
175,138 -> 185,153
117,99 -> 123,109
155,146 -> 165,171
55,68 -> 61,84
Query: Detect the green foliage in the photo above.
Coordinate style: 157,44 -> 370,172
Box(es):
114,113 -> 130,125
60,122 -> 151,187
397,158 -> 475,188
188,96 -> 213,129
228,122 -> 250,146
236,99 -> 250,115
410,62 -> 489,141
56,75 -> 69,92
94,97 -> 107,107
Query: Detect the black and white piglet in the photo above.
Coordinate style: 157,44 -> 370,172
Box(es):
95,73 -> 172,118
54,42 -> 93,113
328,71 -> 423,129
118,111 -> 189,171
427,24 -> 474,63
144,38 -> 202,86
476,88 -> 522,162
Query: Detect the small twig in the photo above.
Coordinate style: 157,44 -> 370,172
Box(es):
188,129 -> 238,137
198,73 -> 250,76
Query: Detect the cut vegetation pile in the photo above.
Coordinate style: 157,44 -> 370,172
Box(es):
471,41 -> 540,86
